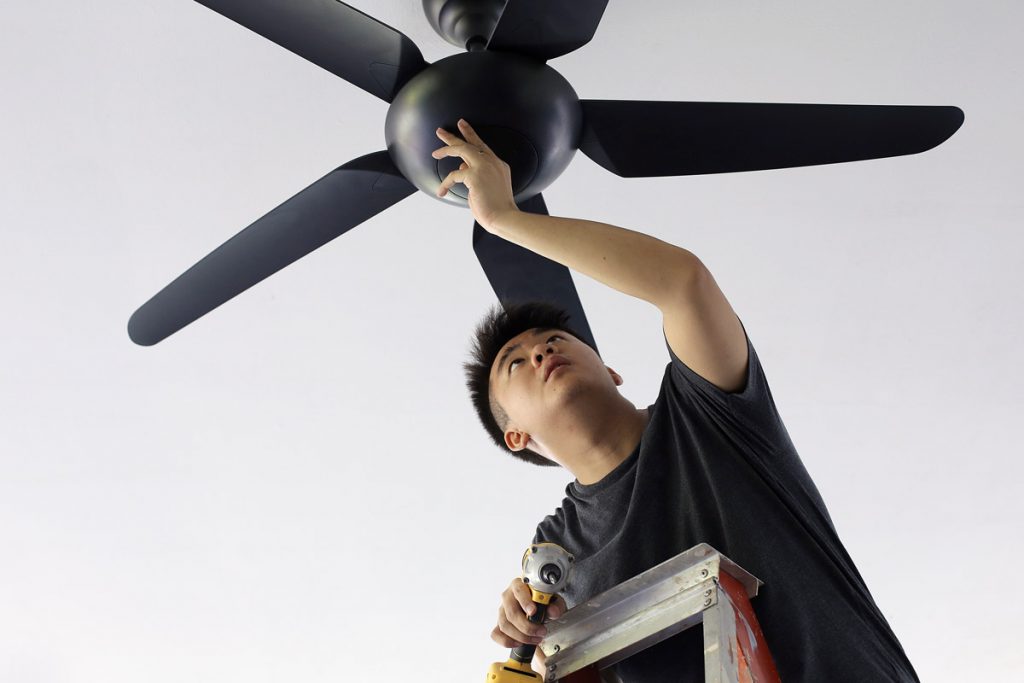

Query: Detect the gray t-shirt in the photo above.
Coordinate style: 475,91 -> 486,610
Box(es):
532,319 -> 918,682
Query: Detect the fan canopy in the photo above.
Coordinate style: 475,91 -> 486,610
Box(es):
384,50 -> 582,204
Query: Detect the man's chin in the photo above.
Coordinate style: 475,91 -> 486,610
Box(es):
544,375 -> 591,405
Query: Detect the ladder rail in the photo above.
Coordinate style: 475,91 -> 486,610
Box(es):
539,543 -> 780,683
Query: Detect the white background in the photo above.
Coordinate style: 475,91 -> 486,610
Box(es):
2,0 -> 1021,681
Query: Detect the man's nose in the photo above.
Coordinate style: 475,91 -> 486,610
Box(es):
531,342 -> 556,366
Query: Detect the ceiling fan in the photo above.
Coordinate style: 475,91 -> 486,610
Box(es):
127,0 -> 964,351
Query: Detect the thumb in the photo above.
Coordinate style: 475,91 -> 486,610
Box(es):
548,594 -> 565,619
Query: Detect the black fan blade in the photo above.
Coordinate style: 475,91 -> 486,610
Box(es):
472,193 -> 599,355
579,100 -> 965,177
194,0 -> 429,102
486,0 -> 609,62
128,151 -> 416,346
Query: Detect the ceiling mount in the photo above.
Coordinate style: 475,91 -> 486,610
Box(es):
423,0 -> 505,51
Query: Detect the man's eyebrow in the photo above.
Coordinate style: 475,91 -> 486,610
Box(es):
496,328 -> 559,377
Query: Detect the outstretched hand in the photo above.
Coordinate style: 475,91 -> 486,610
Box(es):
432,118 -> 519,232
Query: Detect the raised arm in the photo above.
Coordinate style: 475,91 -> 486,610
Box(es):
486,210 -> 699,308
487,210 -> 748,393
433,118 -> 747,392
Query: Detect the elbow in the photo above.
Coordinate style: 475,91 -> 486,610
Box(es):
673,249 -> 708,294
653,249 -> 706,309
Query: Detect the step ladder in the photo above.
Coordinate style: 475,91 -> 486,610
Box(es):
539,543 -> 781,683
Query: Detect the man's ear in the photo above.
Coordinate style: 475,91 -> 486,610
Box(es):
504,428 -> 532,452
607,366 -> 624,386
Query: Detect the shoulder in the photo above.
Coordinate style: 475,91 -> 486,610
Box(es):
659,259 -> 749,394
532,499 -> 572,545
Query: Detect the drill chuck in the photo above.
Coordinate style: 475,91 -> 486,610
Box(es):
522,543 -> 573,600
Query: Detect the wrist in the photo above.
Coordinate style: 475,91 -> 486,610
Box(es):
483,205 -> 522,235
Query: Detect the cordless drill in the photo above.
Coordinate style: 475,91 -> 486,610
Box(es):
486,542 -> 574,681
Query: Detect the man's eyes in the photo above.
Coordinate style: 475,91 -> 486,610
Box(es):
510,335 -> 562,372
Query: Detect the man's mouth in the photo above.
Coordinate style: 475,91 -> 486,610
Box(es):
544,359 -> 570,381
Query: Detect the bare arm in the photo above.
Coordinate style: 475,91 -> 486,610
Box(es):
487,210 -> 748,393
486,210 -> 701,309
445,115 -> 743,392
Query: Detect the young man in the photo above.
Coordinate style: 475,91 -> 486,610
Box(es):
439,120 -> 919,682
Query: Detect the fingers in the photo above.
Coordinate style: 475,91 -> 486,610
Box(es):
503,591 -> 549,641
455,118 -> 490,150
436,167 -> 466,197
435,163 -> 471,196
490,624 -> 519,648
430,138 -> 465,159
433,126 -> 470,197
511,577 -> 536,616
433,118 -> 487,145
491,579 -> 550,647
491,582 -> 568,672
431,141 -> 478,163
431,128 -> 475,161
432,118 -> 491,160
432,119 -> 495,197
493,605 -> 545,647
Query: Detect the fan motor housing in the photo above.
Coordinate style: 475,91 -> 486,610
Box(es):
384,50 -> 581,206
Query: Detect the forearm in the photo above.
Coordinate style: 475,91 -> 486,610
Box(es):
487,210 -> 701,309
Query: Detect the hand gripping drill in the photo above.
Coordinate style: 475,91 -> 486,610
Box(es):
486,542 -> 574,682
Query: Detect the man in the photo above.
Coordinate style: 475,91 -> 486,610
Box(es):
439,119 -> 919,682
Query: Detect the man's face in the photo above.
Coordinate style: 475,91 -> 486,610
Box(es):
488,327 -> 623,452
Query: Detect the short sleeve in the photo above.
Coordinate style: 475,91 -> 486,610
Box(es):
663,316 -> 793,455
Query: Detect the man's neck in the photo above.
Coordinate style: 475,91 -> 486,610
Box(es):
538,399 -> 650,485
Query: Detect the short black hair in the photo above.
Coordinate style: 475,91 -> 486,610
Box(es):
463,301 -> 597,467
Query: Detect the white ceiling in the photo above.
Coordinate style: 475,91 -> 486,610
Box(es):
1,0 -> 1021,680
